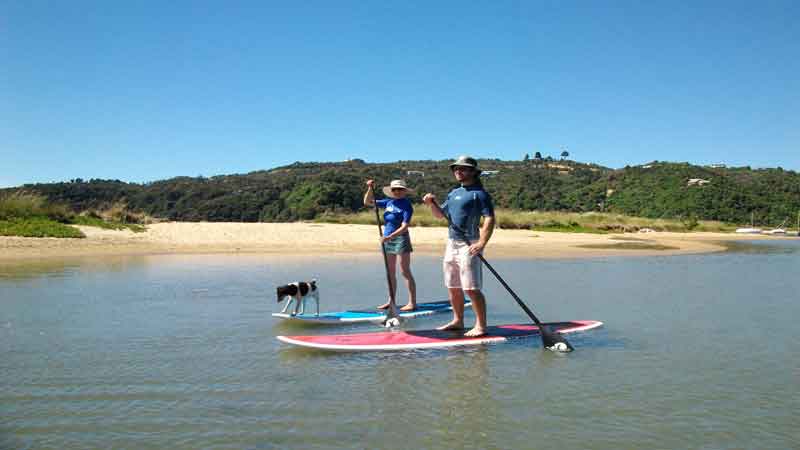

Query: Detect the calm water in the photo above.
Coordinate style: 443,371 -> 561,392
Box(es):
2,242 -> 799,449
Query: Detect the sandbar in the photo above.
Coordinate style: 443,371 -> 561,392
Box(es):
0,222 -> 778,262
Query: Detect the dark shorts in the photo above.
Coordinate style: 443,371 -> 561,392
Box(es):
384,233 -> 413,254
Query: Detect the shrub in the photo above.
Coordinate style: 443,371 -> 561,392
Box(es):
0,192 -> 74,222
0,217 -> 85,238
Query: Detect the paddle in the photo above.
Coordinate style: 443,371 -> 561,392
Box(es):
369,185 -> 401,327
431,201 -> 573,352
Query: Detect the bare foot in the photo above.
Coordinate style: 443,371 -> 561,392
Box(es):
376,302 -> 390,310
399,303 -> 417,312
436,319 -> 464,331
464,326 -> 487,337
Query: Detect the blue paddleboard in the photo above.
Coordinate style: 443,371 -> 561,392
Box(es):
272,300 -> 470,324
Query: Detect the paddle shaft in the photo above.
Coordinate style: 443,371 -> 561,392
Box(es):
473,253 -> 544,325
371,187 -> 396,307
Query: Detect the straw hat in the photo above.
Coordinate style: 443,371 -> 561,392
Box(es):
382,179 -> 415,198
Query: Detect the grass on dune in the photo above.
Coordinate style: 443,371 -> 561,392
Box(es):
0,217 -> 85,238
315,207 -> 735,233
0,192 -> 72,222
0,193 -> 81,238
0,192 -> 146,238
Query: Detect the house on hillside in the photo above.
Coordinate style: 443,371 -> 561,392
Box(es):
406,170 -> 425,177
708,163 -> 726,169
687,178 -> 711,186
480,170 -> 500,178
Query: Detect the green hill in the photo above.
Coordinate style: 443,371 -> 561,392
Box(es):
5,159 -> 800,227
592,162 -> 800,225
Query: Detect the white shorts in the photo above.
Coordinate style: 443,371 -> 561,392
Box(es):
443,239 -> 483,290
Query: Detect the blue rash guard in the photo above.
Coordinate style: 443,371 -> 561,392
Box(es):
376,198 -> 413,237
441,184 -> 494,241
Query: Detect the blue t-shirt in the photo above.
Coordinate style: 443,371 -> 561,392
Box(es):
376,198 -> 413,237
441,185 -> 494,241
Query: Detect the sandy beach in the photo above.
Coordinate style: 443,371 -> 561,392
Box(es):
0,222 -> 774,261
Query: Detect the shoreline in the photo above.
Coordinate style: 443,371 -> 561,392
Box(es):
0,222 -> 781,262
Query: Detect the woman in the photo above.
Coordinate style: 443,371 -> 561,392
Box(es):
363,179 -> 418,311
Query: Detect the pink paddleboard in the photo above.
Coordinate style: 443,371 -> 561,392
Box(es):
277,320 -> 603,352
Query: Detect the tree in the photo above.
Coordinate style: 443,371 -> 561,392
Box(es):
524,153 -> 530,162
561,150 -> 570,160
534,152 -> 542,160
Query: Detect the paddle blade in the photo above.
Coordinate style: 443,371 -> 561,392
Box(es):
380,304 -> 402,328
540,325 -> 574,353
382,317 -> 401,328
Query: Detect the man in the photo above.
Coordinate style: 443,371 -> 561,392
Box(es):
423,156 -> 495,337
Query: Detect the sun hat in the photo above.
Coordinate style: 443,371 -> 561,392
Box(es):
382,179 -> 415,198
449,155 -> 481,173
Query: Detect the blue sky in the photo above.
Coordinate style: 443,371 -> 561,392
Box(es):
2,1 -> 798,187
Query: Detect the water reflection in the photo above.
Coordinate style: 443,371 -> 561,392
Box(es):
0,258 -> 84,281
429,347 -> 494,448
713,239 -> 800,255
0,256 -> 148,282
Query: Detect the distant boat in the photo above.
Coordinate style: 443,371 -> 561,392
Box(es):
736,212 -> 762,234
763,219 -> 788,235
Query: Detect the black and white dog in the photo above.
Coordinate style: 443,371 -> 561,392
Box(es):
276,280 -> 319,316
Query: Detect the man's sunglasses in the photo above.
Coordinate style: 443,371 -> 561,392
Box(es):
451,166 -> 474,172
